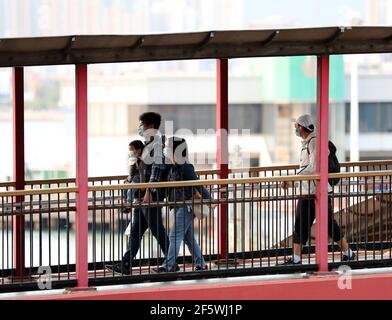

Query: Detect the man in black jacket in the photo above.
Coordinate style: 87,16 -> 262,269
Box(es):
106,112 -> 170,274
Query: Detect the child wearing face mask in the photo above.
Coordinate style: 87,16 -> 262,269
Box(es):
124,140 -> 145,206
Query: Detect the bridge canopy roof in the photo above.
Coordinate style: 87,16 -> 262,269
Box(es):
1,26 -> 392,67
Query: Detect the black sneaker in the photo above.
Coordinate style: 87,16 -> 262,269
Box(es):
105,263 -> 130,275
279,257 -> 302,265
195,265 -> 208,271
153,266 -> 168,273
153,264 -> 180,273
342,252 -> 356,261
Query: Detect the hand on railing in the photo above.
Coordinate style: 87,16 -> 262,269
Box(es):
280,181 -> 294,190
143,190 -> 152,203
211,203 -> 219,210
280,181 -> 297,190
281,181 -> 289,190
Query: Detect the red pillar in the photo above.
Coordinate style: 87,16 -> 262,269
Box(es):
216,59 -> 229,259
315,55 -> 330,272
12,67 -> 25,277
75,64 -> 89,288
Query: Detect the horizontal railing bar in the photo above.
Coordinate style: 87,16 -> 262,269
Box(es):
329,170 -> 392,179
1,177 -> 390,202
1,171 -> 391,196
0,197 -> 297,216
22,172 -> 220,186
0,174 -> 392,197
4,190 -> 392,216
87,170 -> 392,190
229,160 -> 392,175
229,164 -> 298,173
0,187 -> 78,197
24,179 -> 77,185
340,160 -> 392,167
0,182 -> 15,188
2,160 -> 391,187
89,174 -> 320,191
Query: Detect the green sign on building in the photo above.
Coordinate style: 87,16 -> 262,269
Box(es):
260,55 -> 345,102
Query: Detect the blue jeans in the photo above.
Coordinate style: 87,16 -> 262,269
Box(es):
162,205 -> 205,271
124,176 -> 142,203
127,188 -> 135,203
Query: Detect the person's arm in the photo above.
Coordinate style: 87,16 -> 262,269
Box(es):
128,164 -> 137,182
183,165 -> 217,208
183,165 -> 211,199
148,140 -> 166,183
144,149 -> 166,203
143,142 -> 166,202
143,163 -> 166,203
183,164 -> 203,195
149,163 -> 166,183
201,186 -> 211,199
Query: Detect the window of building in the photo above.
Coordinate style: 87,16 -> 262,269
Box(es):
345,102 -> 392,133
148,104 -> 262,134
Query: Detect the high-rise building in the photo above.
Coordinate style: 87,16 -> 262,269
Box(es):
365,0 -> 392,25
362,0 -> 392,69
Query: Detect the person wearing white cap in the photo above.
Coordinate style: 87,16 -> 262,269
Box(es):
280,114 -> 355,264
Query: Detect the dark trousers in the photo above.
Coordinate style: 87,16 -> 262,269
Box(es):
293,197 -> 342,245
122,207 -> 169,264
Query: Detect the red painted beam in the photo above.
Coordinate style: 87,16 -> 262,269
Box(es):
24,274 -> 392,300
315,55 -> 330,272
75,64 -> 89,288
216,58 -> 229,259
12,67 -> 25,277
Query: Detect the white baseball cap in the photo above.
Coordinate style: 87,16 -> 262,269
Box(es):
294,114 -> 315,132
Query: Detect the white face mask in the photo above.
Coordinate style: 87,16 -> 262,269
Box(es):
128,151 -> 138,165
128,151 -> 137,158
137,127 -> 144,137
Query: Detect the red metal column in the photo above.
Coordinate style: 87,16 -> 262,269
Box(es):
12,67 -> 25,277
216,59 -> 229,259
75,64 -> 89,288
315,55 -> 330,272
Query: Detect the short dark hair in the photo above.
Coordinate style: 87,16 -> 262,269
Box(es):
139,112 -> 161,129
168,136 -> 188,159
129,140 -> 144,150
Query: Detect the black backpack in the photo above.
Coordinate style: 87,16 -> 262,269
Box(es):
307,137 -> 340,186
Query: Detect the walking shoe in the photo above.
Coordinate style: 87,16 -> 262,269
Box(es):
279,257 -> 302,265
105,263 -> 130,275
153,266 -> 168,273
152,264 -> 180,273
195,265 -> 208,271
122,207 -> 131,213
342,252 -> 356,262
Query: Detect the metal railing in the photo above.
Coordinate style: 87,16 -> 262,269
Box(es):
9,160 -> 391,191
86,174 -> 320,283
0,161 -> 391,292
0,187 -> 77,290
329,171 -> 392,267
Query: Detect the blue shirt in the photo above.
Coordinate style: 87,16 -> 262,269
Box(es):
168,163 -> 211,202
